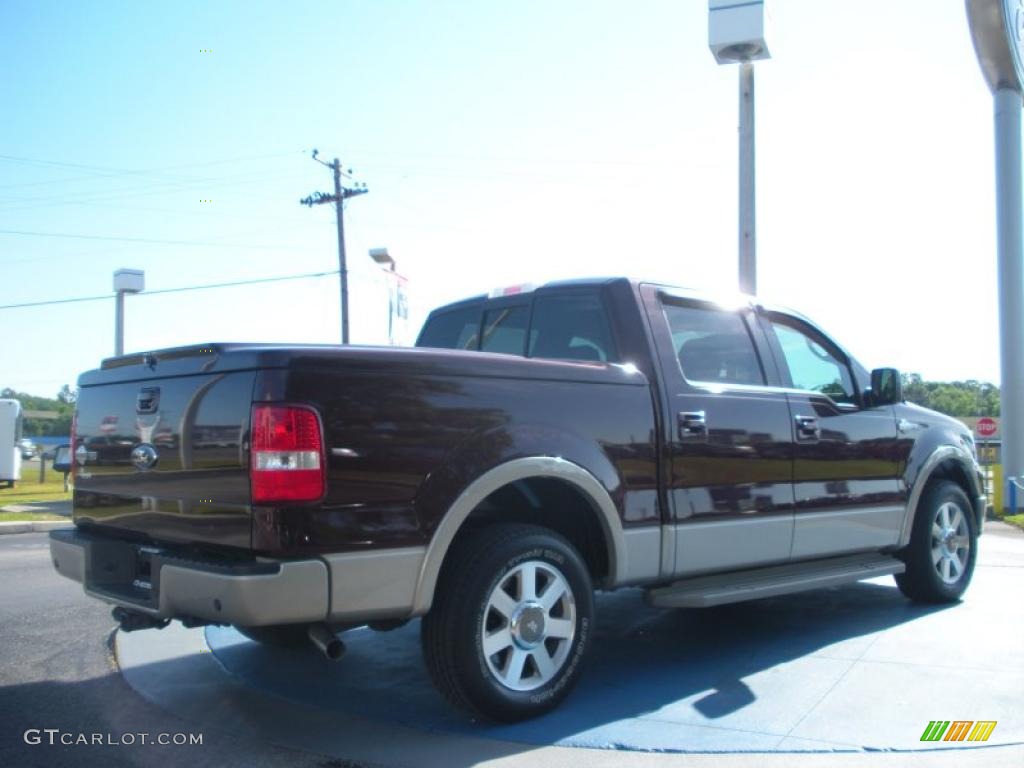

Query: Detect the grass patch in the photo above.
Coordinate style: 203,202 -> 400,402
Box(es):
0,461 -> 72,506
0,511 -> 67,522
999,513 -> 1024,532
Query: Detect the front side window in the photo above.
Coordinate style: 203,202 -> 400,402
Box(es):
663,303 -> 765,386
528,294 -> 617,362
481,305 -> 529,355
769,318 -> 855,404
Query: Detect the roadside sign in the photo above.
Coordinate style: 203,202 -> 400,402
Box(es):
977,417 -> 998,438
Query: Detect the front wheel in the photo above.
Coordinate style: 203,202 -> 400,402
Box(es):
896,480 -> 977,603
421,523 -> 594,722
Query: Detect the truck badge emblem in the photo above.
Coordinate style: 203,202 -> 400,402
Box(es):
131,443 -> 159,471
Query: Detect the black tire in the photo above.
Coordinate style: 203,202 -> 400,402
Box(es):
896,480 -> 978,603
421,523 -> 594,722
235,623 -> 310,648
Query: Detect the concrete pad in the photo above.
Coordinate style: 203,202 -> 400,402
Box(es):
117,622 -> 1024,766
787,660 -> 1023,750
113,523 -> 1024,763
635,655 -> 854,736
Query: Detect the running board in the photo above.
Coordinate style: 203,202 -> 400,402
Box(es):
646,553 -> 905,608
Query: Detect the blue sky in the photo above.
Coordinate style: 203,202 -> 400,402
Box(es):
0,0 -> 1001,396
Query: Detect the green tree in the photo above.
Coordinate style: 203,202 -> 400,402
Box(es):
900,374 -> 1000,417
0,386 -> 75,436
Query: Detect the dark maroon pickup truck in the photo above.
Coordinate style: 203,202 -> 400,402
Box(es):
50,277 -> 985,721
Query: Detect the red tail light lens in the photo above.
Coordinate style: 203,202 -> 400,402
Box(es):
250,405 -> 324,504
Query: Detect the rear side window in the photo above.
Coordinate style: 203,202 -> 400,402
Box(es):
663,303 -> 765,386
481,305 -> 529,355
528,294 -> 617,362
418,306 -> 481,350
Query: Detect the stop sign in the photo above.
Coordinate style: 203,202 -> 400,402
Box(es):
976,417 -> 998,438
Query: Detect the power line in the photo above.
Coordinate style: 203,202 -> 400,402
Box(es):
0,227 -> 318,252
0,168 -> 314,213
0,269 -> 341,311
0,149 -> 307,187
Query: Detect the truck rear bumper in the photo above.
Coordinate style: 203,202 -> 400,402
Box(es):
49,527 -> 329,627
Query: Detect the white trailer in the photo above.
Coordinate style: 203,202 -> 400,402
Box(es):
0,399 -> 23,487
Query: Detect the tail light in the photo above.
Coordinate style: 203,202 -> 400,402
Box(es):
250,405 -> 325,504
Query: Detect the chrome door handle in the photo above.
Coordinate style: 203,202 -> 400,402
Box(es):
795,415 -> 820,440
679,411 -> 707,438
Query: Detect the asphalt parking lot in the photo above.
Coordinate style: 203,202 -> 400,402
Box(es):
111,521 -> 1024,766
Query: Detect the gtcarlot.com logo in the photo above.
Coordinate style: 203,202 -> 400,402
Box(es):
920,720 -> 997,742
24,729 -> 203,746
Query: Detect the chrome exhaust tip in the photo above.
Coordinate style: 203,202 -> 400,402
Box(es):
307,623 -> 345,660
112,606 -> 169,632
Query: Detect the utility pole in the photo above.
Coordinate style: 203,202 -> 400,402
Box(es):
300,150 -> 368,344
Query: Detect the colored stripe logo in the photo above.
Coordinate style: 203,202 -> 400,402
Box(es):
920,721 -> 997,742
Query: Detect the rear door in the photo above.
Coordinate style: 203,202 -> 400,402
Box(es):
758,311 -> 903,559
644,288 -> 796,577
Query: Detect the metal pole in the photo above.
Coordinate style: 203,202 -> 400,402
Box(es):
115,290 -> 125,356
738,61 -> 756,296
333,159 -> 350,345
995,87 -> 1024,507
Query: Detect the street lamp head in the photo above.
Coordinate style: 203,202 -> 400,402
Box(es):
369,247 -> 395,270
716,42 -> 765,62
709,0 -> 772,65
967,0 -> 1024,93
113,268 -> 145,294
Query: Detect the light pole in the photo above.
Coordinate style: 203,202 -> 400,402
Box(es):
709,0 -> 772,296
967,0 -> 1024,510
369,247 -> 409,346
113,268 -> 144,356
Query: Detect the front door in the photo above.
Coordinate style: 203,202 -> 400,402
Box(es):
646,290 -> 796,577
759,311 -> 904,559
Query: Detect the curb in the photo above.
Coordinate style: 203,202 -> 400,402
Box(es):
0,521 -> 72,535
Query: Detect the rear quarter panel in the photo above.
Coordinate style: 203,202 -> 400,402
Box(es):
254,349 -> 659,555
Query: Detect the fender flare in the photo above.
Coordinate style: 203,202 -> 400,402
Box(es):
410,456 -> 626,614
899,445 -> 981,548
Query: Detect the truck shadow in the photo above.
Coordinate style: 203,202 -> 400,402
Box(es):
205,579 -> 953,749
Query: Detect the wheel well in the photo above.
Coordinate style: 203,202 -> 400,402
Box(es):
928,459 -> 976,504
453,477 -> 610,585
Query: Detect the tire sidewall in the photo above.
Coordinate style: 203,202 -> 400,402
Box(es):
460,534 -> 593,717
911,482 -> 978,600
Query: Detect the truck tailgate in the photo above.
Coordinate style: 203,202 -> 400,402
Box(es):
74,362 -> 256,550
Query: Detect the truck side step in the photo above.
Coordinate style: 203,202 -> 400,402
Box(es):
645,553 -> 905,608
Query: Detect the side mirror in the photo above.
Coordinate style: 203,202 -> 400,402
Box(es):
869,368 -> 903,406
52,444 -> 73,473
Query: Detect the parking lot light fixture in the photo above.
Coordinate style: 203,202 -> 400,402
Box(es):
708,0 -> 772,297
113,268 -> 144,356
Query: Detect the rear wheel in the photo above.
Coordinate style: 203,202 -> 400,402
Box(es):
896,480 -> 977,603
236,623 -> 309,648
421,523 -> 594,722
